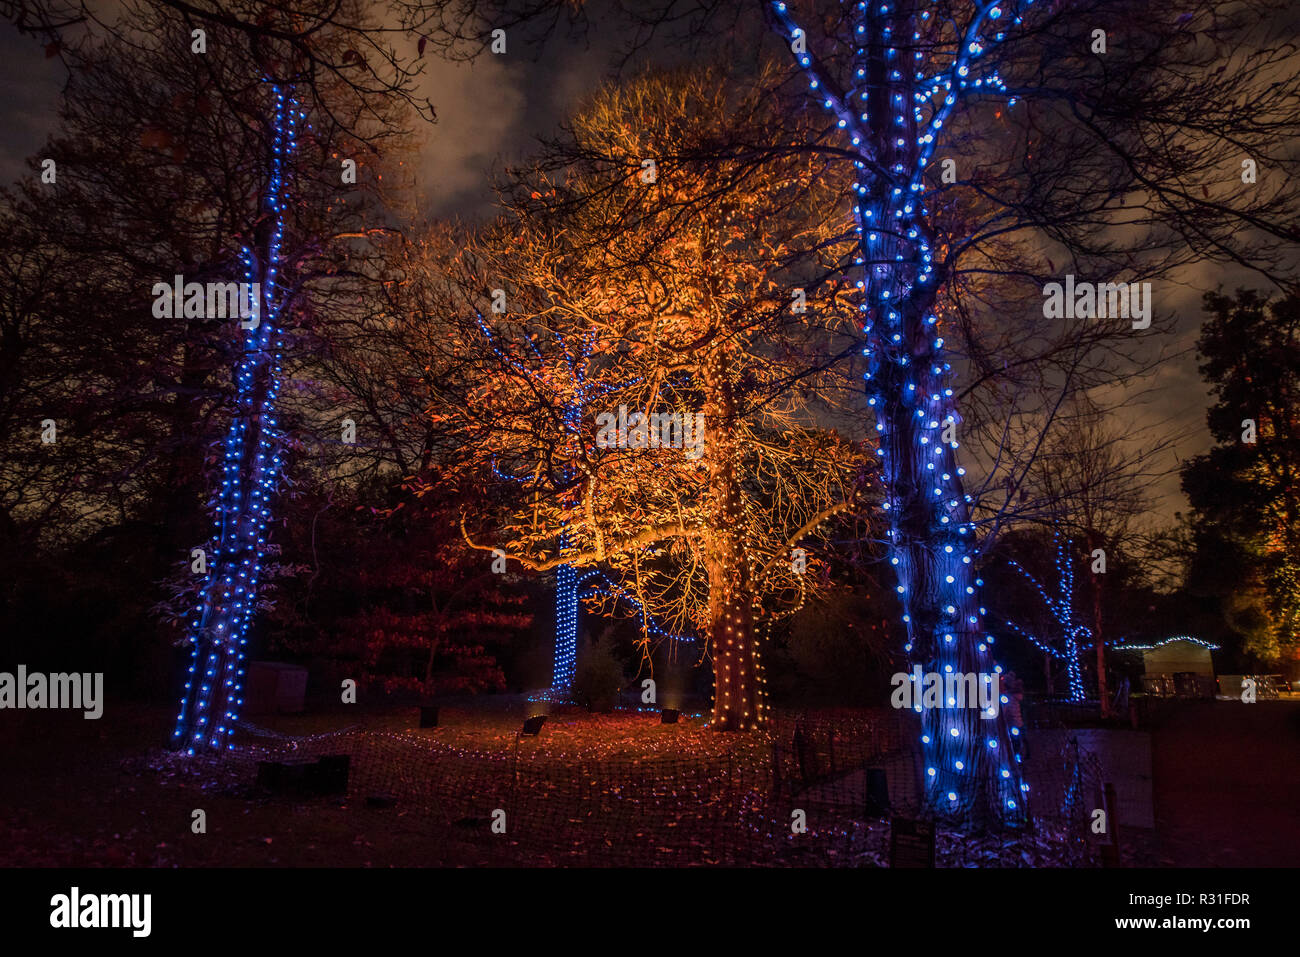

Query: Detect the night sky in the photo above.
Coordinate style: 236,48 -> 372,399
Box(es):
0,11 -> 1260,531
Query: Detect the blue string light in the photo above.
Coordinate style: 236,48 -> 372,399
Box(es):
472,319 -> 685,700
578,568 -> 695,644
1111,636 -> 1219,652
1002,534 -> 1092,701
773,0 -> 1037,823
552,558 -> 580,696
174,84 -> 299,753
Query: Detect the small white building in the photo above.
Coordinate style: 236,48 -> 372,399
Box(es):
1112,636 -> 1218,697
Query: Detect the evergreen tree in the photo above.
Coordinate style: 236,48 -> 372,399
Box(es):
1181,290 -> 1300,664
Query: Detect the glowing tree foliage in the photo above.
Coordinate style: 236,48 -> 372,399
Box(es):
449,68 -> 866,730
771,0 -> 1034,823
471,319 -> 680,699
474,322 -> 601,698
173,86 -> 299,753
480,70 -> 866,730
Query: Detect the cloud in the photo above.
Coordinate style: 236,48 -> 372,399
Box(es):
414,55 -> 528,219
411,25 -> 621,220
0,31 -> 64,185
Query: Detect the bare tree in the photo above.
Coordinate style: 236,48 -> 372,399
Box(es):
761,0 -> 1299,822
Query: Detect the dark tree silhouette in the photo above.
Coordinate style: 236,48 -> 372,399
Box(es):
1181,290 -> 1300,665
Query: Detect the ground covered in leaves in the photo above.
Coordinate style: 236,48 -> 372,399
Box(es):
0,698 -> 1178,867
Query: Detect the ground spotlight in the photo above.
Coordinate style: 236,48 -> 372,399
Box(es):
521,715 -> 547,736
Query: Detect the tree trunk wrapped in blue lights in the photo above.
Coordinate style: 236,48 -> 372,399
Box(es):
173,86 -> 298,753
773,0 -> 1030,824
552,556 -> 580,696
471,318 -> 692,702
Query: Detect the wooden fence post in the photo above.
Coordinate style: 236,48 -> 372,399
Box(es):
1101,782 -> 1122,867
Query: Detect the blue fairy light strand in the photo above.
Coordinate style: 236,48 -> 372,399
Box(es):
174,85 -> 299,753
